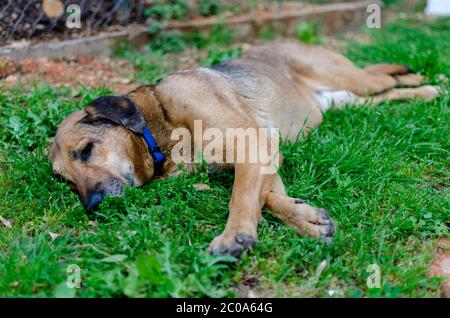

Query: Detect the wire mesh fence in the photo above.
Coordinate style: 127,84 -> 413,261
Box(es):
0,0 -> 148,43
0,0 -> 358,45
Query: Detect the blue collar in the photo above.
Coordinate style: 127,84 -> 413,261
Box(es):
142,126 -> 165,177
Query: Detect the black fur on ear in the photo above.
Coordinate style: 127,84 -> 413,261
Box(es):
80,96 -> 146,134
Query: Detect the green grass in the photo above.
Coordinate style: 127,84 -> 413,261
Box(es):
0,18 -> 449,297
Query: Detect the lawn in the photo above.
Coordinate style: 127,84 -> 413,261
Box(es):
0,17 -> 449,297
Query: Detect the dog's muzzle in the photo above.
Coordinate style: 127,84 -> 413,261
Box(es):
85,191 -> 105,211
85,177 -> 126,211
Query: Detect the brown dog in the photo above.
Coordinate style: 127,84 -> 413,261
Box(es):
50,42 -> 440,257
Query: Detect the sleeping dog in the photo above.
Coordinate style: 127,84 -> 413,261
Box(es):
50,42 -> 440,257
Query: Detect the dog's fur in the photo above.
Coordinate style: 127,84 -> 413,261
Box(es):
50,42 -> 440,256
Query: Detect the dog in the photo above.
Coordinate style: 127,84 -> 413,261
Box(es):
50,42 -> 440,257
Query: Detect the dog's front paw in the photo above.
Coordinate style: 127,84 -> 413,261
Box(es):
209,232 -> 257,258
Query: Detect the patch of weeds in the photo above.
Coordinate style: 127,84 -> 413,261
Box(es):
143,1 -> 234,54
0,85 -> 111,151
144,0 -> 191,53
123,245 -> 235,297
296,22 -> 326,44
144,0 -> 190,22
382,0 -> 402,5
383,0 -> 427,12
150,30 -> 188,53
258,26 -> 280,41
182,31 -> 210,49
209,22 -> 234,46
0,234 -> 69,296
198,0 -> 222,16
201,47 -> 243,67
116,44 -> 179,84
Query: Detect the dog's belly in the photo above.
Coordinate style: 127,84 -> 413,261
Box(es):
253,99 -> 323,142
314,89 -> 357,111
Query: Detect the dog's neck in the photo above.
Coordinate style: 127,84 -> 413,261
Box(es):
127,86 -> 178,177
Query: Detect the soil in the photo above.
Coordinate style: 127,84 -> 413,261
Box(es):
0,31 -> 353,95
429,239 -> 450,297
0,55 -> 139,95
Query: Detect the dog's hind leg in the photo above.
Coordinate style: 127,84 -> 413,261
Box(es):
317,85 -> 441,111
364,63 -> 411,75
355,64 -> 427,95
264,175 -> 336,242
394,73 -> 425,87
322,64 -> 425,97
361,85 -> 441,105
364,64 -> 425,87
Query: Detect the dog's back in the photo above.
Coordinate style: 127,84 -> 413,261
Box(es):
161,42 -> 327,140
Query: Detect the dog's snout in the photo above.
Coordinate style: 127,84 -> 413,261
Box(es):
83,178 -> 125,211
85,191 -> 105,211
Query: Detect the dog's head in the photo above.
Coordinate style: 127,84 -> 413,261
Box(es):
50,96 -> 155,211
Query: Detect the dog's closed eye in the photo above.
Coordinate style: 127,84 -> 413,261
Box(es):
68,141 -> 94,162
80,142 -> 94,162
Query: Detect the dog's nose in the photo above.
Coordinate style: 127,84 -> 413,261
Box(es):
85,191 -> 105,211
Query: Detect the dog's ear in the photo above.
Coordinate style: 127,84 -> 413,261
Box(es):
80,96 -> 146,134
